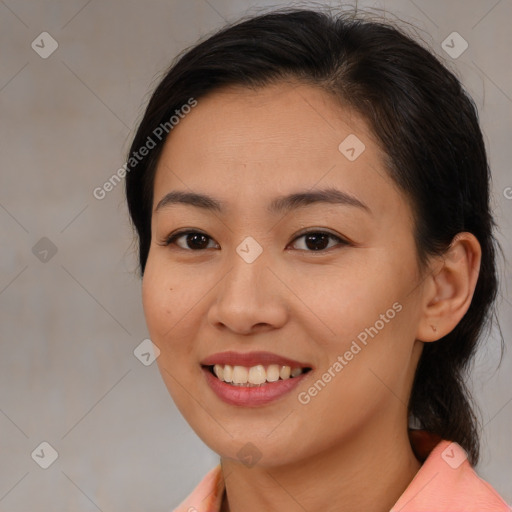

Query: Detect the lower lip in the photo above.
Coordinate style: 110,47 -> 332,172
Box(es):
202,367 -> 309,407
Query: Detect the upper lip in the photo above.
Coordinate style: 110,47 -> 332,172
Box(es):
201,351 -> 312,368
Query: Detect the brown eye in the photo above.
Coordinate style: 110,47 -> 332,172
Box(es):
161,229 -> 348,252
290,231 -> 348,252
164,231 -> 217,250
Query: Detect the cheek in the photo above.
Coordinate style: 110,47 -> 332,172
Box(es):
307,256 -> 419,388
141,255 -> 212,375
141,269 -> 169,336
141,258 -> 188,351
142,253 -> 188,326
141,260 -> 200,404
298,258 -> 403,346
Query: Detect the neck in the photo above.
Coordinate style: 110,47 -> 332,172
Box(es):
220,421 -> 421,512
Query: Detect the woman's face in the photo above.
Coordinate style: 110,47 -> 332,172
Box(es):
142,82 -> 427,467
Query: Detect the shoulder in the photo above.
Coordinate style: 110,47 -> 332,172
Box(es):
392,439 -> 511,511
171,440 -> 511,512
171,464 -> 224,512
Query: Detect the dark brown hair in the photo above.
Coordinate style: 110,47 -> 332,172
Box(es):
125,7 -> 501,465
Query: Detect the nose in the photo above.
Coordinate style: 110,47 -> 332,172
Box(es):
207,249 -> 289,335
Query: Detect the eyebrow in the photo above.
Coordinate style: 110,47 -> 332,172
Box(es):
154,186 -> 371,215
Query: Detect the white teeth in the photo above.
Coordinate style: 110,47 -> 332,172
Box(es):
232,366 -> 248,384
248,365 -> 267,385
290,367 -> 302,378
209,363 -> 308,385
213,364 -> 224,380
266,364 -> 280,382
223,364 -> 233,383
279,365 -> 291,380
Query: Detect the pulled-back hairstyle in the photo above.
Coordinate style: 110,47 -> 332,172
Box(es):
125,7 -> 500,465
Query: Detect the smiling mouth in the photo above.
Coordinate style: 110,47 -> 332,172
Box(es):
204,364 -> 312,387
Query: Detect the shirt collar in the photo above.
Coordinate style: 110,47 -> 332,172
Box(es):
173,433 -> 510,511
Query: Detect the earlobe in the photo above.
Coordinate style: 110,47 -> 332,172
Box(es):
416,233 -> 482,342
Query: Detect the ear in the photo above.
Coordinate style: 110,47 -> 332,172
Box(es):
416,232 -> 482,342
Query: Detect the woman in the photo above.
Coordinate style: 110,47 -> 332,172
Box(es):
124,7 -> 510,512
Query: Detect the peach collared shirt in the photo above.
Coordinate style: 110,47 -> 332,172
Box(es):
172,439 -> 511,512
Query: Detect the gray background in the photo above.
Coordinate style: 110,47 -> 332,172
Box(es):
0,0 -> 511,510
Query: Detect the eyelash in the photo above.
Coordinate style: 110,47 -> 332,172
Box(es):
159,229 -> 350,253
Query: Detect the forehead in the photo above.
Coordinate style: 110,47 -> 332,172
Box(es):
152,81 -> 406,220
159,81 -> 376,164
